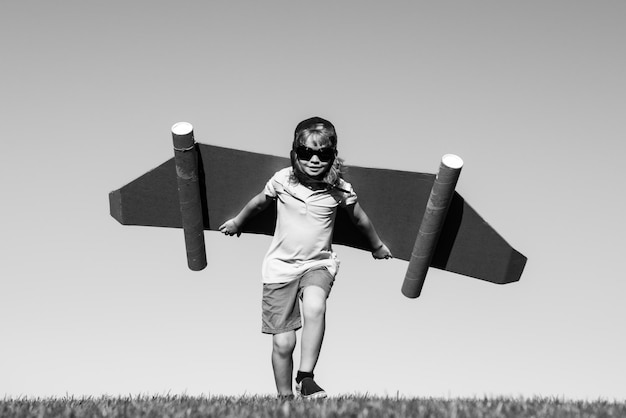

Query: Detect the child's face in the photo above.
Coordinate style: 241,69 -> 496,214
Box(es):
297,136 -> 333,179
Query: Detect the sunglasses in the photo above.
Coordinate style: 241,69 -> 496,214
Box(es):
295,146 -> 336,162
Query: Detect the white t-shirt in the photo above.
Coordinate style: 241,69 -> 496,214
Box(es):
261,167 -> 358,284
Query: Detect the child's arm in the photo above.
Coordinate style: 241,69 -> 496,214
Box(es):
219,191 -> 273,237
344,202 -> 393,259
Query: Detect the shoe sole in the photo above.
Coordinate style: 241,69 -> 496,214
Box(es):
301,391 -> 327,400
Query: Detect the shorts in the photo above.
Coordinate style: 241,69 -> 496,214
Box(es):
261,267 -> 335,334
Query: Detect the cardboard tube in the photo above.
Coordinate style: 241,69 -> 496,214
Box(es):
402,154 -> 463,298
172,122 -> 207,271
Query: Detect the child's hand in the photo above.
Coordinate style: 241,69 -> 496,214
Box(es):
372,243 -> 392,260
219,219 -> 241,237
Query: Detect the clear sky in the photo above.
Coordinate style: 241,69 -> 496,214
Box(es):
1,1 -> 624,400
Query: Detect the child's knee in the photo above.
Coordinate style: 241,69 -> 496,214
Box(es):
302,289 -> 327,319
273,332 -> 296,355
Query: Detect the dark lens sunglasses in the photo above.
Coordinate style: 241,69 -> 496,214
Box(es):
295,146 -> 335,162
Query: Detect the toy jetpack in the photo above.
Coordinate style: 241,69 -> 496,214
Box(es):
109,123 -> 527,298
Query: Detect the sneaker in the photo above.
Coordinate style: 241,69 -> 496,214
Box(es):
296,377 -> 327,399
277,394 -> 294,401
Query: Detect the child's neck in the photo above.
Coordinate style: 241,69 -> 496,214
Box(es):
305,182 -> 328,191
292,168 -> 331,190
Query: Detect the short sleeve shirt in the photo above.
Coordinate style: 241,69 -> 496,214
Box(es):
261,167 -> 358,284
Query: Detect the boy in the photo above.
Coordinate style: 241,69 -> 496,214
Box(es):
219,117 -> 391,398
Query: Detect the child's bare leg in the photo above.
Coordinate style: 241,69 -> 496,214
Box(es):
299,285 -> 327,373
272,331 -> 296,395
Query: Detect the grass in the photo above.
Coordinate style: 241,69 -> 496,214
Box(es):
1,395 -> 625,417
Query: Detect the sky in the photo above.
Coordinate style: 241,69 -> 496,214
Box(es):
1,1 -> 625,401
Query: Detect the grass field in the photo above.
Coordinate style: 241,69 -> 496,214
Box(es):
1,395 -> 625,418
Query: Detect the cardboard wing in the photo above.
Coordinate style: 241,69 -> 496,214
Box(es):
109,143 -> 526,286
